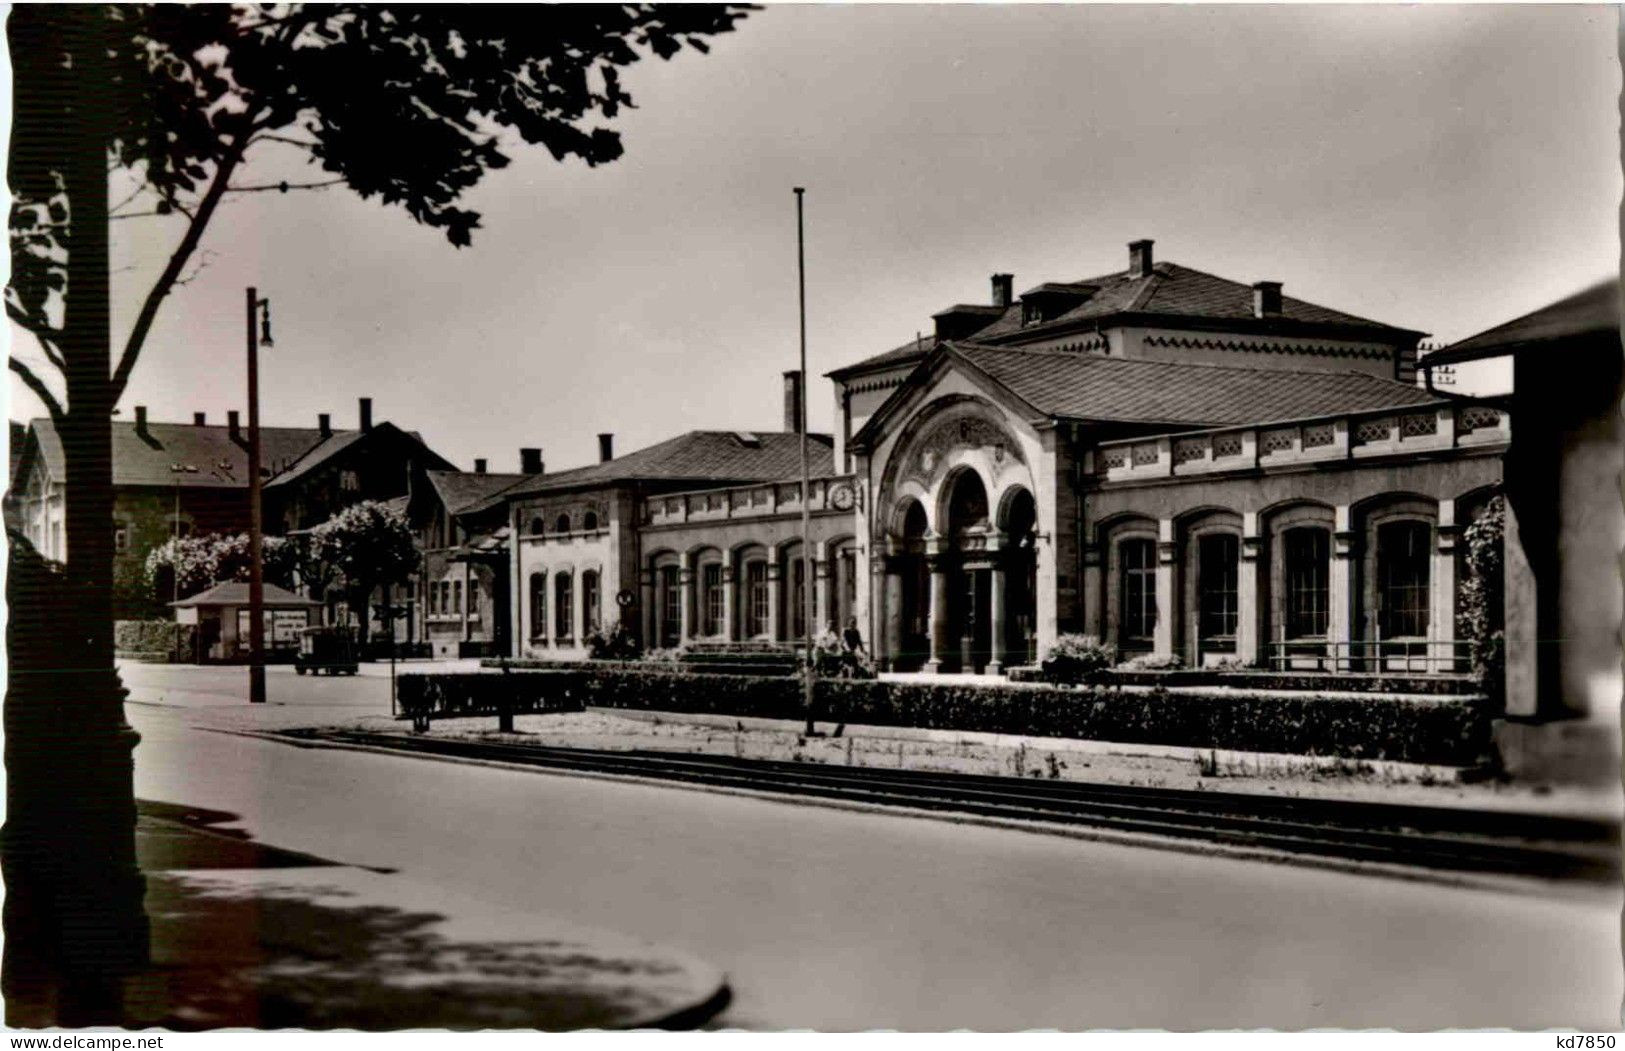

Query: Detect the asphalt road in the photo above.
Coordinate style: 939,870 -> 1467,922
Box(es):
122,663 -> 1623,1031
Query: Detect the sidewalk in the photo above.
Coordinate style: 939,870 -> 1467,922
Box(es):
6,801 -> 731,1030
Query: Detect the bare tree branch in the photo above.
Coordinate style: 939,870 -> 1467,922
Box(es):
224,178 -> 348,194
9,357 -> 66,424
110,120 -> 258,404
250,132 -> 321,150
4,300 -> 66,371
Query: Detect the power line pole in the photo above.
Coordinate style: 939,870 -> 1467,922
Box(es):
246,288 -> 270,704
795,187 -> 816,737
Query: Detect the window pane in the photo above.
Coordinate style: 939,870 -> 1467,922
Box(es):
529,574 -> 545,639
1120,538 -> 1157,643
702,564 -> 723,636
1284,528 -> 1329,638
555,573 -> 573,639
661,566 -> 681,645
1378,521 -> 1431,638
1198,534 -> 1238,639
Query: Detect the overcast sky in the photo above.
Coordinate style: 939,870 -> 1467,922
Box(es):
8,4 -> 1620,473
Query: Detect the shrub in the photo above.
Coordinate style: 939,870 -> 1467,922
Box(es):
1041,634 -> 1115,685
425,667 -> 1492,765
587,619 -> 642,660
1118,652 -> 1184,671
1458,496 -> 1505,704
396,672 -> 586,722
114,619 -> 196,662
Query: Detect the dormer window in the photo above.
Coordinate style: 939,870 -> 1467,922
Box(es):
1018,283 -> 1098,328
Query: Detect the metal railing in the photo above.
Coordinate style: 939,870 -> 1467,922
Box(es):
1265,638 -> 1475,675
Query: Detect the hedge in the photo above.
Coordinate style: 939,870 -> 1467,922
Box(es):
409,668 -> 1492,765
396,673 -> 586,721
1007,665 -> 1481,696
114,620 -> 195,662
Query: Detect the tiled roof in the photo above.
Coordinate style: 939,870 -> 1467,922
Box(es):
170,580 -> 319,607
262,423 -> 446,490
1428,278 -> 1620,364
499,430 -> 835,499
827,334 -> 935,380
424,470 -> 536,516
952,343 -> 1438,426
25,418 -> 347,489
833,260 -> 1421,378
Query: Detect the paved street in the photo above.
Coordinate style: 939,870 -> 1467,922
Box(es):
123,663 -> 1622,1030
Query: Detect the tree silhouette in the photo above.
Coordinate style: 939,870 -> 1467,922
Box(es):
310,500 -> 420,645
5,3 -> 751,1023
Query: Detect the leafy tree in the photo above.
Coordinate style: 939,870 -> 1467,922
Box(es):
310,500 -> 420,644
5,3 -> 751,1018
145,532 -> 297,601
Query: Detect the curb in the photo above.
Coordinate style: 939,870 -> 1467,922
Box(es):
208,725 -> 1609,900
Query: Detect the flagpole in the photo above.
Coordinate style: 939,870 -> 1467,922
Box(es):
795,188 -> 816,736
247,287 -> 267,704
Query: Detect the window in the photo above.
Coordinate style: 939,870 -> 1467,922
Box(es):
453,580 -> 463,615
468,580 -> 480,617
1197,534 -> 1239,639
555,571 -> 574,640
555,513 -> 571,534
113,522 -> 129,554
1283,527 -> 1330,638
1378,520 -> 1431,638
745,561 -> 769,638
1120,538 -> 1157,644
660,566 -> 681,645
440,581 -> 451,616
582,570 -> 601,634
530,517 -> 546,537
789,558 -> 807,639
529,573 -> 546,639
702,563 -> 724,636
340,469 -> 360,492
583,511 -> 599,532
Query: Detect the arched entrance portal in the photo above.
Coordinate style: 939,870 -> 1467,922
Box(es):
943,469 -> 993,673
1000,487 -> 1039,670
893,499 -> 930,669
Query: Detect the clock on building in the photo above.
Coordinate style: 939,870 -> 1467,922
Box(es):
830,483 -> 855,511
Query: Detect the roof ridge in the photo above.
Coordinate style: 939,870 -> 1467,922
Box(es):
957,342 -> 1415,385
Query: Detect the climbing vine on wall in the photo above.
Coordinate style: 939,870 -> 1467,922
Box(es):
1457,495 -> 1505,703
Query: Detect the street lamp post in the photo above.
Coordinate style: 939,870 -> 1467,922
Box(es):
246,289 -> 272,703
794,188 -> 816,737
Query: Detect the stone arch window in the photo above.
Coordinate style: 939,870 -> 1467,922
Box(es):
528,572 -> 546,640
554,570 -> 574,642
782,542 -> 808,641
1118,536 -> 1158,649
584,511 -> 599,532
743,559 -> 769,639
1197,534 -> 1239,643
1377,520 -> 1431,639
582,569 -> 601,634
1282,527 -> 1330,639
529,516 -> 546,537
701,561 -> 724,637
555,513 -> 572,535
650,553 -> 681,648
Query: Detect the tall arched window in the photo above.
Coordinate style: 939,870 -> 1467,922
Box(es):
528,572 -> 546,640
1378,521 -> 1431,638
659,565 -> 681,646
555,571 -> 574,641
1120,538 -> 1157,646
582,569 -> 601,634
1197,534 -> 1238,642
744,560 -> 769,638
788,556 -> 808,640
1283,527 -> 1330,638
555,513 -> 572,535
701,563 -> 724,636
530,517 -> 546,537
583,511 -> 599,532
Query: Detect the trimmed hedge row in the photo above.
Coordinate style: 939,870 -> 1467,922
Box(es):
1007,665 -> 1480,696
396,672 -> 586,720
114,620 -> 195,662
413,668 -> 1492,765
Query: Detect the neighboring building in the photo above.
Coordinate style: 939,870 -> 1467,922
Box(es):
1421,278 -> 1621,782
497,389 -> 840,659
171,580 -> 321,662
410,458 -> 538,658
8,396 -> 451,621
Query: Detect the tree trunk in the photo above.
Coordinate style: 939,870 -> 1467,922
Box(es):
2,8 -> 150,1025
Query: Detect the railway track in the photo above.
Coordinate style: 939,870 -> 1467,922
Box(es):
288,729 -> 1620,883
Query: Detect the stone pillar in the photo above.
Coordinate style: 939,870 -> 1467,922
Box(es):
1330,504 -> 1357,672
1237,513 -> 1262,666
639,568 -> 654,647
721,564 -> 737,642
870,558 -> 890,670
1153,519 -> 1176,659
1433,501 -> 1459,672
677,551 -> 693,644
766,561 -> 782,642
1081,541 -> 1103,638
925,537 -> 950,673
988,554 -> 1007,676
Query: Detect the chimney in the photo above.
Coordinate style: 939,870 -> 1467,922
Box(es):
318,413 -> 332,439
134,405 -> 148,435
358,397 -> 373,433
520,447 -> 544,475
782,370 -> 804,434
228,410 -> 241,441
991,273 -> 1014,308
1252,281 -> 1283,318
193,411 -> 207,426
1128,239 -> 1154,278
473,458 -> 487,474
598,433 -> 615,463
